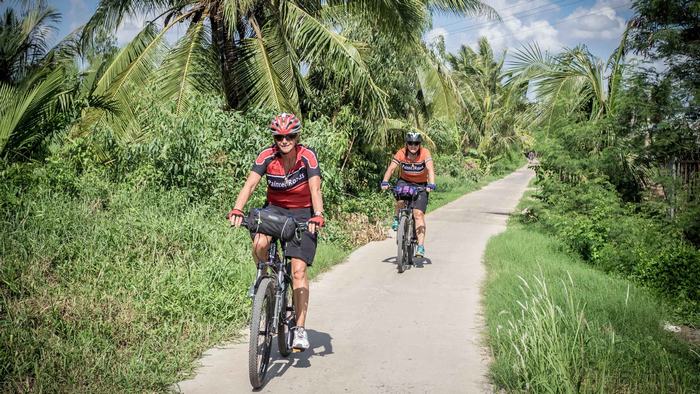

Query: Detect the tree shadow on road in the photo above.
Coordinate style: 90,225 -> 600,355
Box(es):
256,329 -> 333,390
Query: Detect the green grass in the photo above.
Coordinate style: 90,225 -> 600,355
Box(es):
0,155 -> 525,392
483,198 -> 700,392
0,182 -> 356,393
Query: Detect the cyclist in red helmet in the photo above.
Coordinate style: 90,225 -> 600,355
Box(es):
380,131 -> 436,258
228,113 -> 324,351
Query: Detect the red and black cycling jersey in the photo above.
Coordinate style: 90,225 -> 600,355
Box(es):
251,144 -> 321,209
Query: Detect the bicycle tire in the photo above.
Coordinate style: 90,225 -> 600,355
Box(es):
277,281 -> 295,357
249,277 -> 275,389
406,215 -> 414,266
397,214 -> 408,273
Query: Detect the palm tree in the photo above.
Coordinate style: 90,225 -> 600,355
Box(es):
0,2 -> 61,85
81,0 -> 497,119
307,7 -> 499,149
447,37 -> 534,159
510,24 -> 630,130
0,2 -> 75,158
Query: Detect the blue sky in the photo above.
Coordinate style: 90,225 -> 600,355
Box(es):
45,0 -> 634,62
428,0 -> 635,61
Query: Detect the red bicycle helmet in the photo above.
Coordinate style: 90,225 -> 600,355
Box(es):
270,113 -> 301,135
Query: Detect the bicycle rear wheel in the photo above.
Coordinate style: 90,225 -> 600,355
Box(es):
249,277 -> 275,389
396,214 -> 408,273
277,281 -> 296,357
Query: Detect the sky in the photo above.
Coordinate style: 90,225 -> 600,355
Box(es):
37,0 -> 636,63
426,0 -> 636,62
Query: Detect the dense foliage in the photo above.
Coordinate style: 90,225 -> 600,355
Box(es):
522,4 -> 700,321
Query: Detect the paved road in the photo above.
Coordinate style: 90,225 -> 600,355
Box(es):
176,167 -> 534,393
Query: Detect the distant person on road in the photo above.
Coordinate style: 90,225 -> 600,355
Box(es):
227,113 -> 325,351
380,131 -> 436,258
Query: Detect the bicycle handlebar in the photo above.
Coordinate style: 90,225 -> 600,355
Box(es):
228,212 -> 309,232
382,183 -> 428,192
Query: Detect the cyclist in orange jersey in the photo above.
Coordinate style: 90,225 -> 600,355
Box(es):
380,131 -> 436,258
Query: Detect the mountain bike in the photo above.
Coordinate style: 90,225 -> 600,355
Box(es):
240,217 -> 306,389
392,184 -> 425,273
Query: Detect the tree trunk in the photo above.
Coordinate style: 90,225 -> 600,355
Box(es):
210,1 -> 239,109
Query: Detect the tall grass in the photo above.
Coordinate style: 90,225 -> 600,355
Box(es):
484,224 -> 700,392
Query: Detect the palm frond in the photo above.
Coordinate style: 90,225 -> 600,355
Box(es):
0,69 -> 64,157
234,16 -> 297,113
41,24 -> 83,67
426,0 -> 500,20
330,0 -> 428,44
157,18 -> 220,113
80,17 -> 180,140
417,53 -> 464,125
20,4 -> 61,63
283,1 -> 388,119
220,0 -> 258,38
510,42 -> 554,81
82,0 -> 171,47
606,21 -> 632,115
94,22 -> 165,96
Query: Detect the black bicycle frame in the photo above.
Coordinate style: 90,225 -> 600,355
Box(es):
251,241 -> 291,333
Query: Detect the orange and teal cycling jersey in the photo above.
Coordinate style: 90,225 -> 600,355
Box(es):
392,147 -> 432,183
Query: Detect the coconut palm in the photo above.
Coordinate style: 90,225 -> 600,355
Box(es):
510,24 -> 630,130
81,0 -> 497,120
447,37 -> 534,159
0,1 -> 61,84
0,1 -> 79,158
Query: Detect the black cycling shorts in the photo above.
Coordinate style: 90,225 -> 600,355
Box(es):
252,204 -> 317,266
396,179 -> 429,213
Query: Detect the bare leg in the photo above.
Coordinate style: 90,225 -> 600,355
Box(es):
251,233 -> 272,263
291,258 -> 309,327
414,208 -> 426,245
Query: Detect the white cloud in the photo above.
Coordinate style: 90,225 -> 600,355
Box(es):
560,0 -> 626,40
440,0 -> 564,55
478,16 -> 563,53
433,0 -> 634,62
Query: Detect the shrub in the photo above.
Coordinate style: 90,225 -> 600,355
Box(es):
529,175 -> 700,319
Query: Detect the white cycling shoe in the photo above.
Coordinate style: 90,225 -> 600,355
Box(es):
292,327 -> 310,351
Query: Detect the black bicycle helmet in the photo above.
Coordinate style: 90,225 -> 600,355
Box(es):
405,131 -> 422,143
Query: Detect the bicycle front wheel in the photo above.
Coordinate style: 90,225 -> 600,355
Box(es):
249,277 -> 275,389
406,215 -> 414,266
396,214 -> 408,273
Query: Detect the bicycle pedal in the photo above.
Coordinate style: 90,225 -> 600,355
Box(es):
292,348 -> 304,353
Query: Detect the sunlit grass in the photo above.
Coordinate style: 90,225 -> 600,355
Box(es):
484,220 -> 700,392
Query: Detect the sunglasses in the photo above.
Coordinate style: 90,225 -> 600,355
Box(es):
274,134 -> 298,142
406,142 -> 421,146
